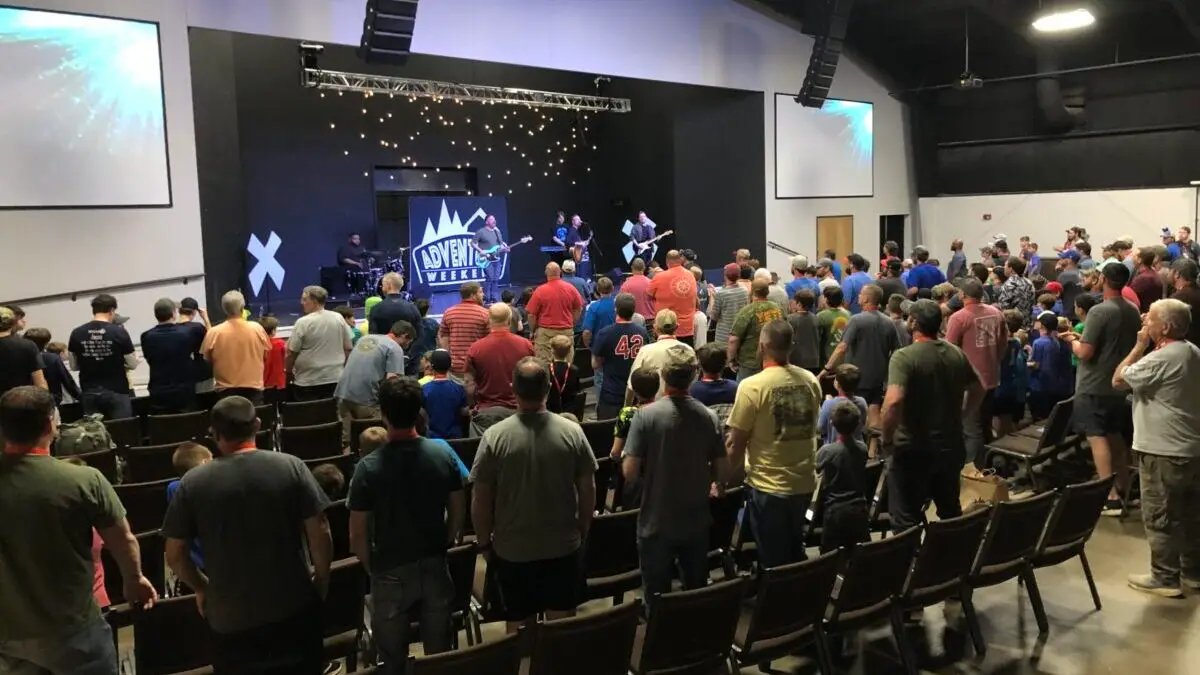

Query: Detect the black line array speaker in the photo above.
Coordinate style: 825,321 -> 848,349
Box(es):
358,0 -> 420,65
795,0 -> 855,109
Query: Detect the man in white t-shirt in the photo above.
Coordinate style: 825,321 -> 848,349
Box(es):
625,309 -> 696,403
287,286 -> 352,400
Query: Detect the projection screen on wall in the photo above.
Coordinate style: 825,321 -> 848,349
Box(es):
774,95 -> 873,199
0,5 -> 171,208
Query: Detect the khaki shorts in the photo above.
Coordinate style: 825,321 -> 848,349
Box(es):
338,399 -> 381,447
534,327 -> 574,365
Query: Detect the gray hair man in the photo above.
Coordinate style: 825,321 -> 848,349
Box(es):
202,290 -> 270,404
287,285 -> 352,401
755,267 -> 788,308
1114,298 -> 1200,597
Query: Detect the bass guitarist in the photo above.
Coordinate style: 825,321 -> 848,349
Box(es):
472,214 -> 508,304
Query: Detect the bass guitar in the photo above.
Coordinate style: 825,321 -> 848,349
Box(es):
475,235 -> 533,269
633,229 -> 674,253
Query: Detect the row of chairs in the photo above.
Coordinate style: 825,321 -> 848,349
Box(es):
406,474 -> 1112,675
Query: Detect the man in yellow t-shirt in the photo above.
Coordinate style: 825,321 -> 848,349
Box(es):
726,318 -> 822,568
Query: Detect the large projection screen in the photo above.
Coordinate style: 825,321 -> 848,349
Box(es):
774,94 -> 873,199
0,5 -> 171,208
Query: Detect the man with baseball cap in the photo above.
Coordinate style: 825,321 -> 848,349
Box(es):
625,310 -> 696,403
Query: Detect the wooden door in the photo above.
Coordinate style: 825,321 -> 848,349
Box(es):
817,215 -> 854,259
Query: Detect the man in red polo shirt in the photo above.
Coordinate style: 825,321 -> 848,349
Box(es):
466,303 -> 535,435
648,250 -> 698,345
438,282 -> 490,376
527,262 -> 583,364
623,258 -> 653,319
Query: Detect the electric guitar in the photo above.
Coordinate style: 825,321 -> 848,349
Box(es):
475,235 -> 533,269
632,229 -> 674,253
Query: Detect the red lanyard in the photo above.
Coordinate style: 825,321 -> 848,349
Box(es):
2,445 -> 50,456
550,362 -> 570,395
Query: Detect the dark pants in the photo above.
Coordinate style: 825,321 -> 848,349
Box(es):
678,335 -> 696,348
1139,453 -> 1200,586
821,502 -> 870,553
888,447 -> 964,533
81,389 -> 133,421
595,400 -> 622,422
746,488 -> 813,569
210,603 -> 323,674
638,530 -> 709,614
292,383 -> 336,402
216,388 -> 264,405
1028,390 -> 1067,422
0,615 -> 117,675
636,248 -> 654,267
470,406 -> 517,437
371,556 -> 455,670
149,386 -> 196,414
965,388 -> 995,467
482,260 -> 501,303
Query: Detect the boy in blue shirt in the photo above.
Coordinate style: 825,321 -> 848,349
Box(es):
167,442 -> 211,574
690,343 -> 738,406
815,402 -> 870,553
817,364 -> 869,447
1027,313 -> 1074,420
421,350 -> 468,439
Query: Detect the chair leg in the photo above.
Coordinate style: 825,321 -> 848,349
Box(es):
889,606 -> 919,675
1079,551 -> 1102,611
813,626 -> 838,675
960,589 -> 987,657
1021,566 -> 1050,635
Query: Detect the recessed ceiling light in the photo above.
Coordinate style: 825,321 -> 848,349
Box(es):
1032,8 -> 1095,33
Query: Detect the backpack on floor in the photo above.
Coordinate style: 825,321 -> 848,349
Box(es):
56,414 -> 115,456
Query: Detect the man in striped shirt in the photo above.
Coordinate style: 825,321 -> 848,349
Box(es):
438,283 -> 490,376
707,263 -> 749,349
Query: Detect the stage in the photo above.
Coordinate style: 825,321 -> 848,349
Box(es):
258,284 -> 526,330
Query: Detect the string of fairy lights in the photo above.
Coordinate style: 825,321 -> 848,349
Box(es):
320,89 -> 597,196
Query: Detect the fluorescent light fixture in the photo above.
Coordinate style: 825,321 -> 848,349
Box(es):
1032,8 -> 1096,32
1191,180 -> 1200,186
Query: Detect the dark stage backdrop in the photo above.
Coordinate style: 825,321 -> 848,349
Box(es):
189,29 -> 765,307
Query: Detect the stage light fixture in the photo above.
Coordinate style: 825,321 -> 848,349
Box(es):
1032,8 -> 1095,32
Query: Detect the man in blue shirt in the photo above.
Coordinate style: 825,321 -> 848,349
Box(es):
905,246 -> 946,297
839,254 -> 875,314
946,239 -> 968,280
786,255 -> 820,299
142,298 -> 204,413
591,293 -> 651,421
824,249 -> 844,282
582,277 -> 616,348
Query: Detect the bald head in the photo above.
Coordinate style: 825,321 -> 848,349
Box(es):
666,250 -> 683,267
513,357 -> 551,408
488,302 -> 512,327
545,262 -> 562,279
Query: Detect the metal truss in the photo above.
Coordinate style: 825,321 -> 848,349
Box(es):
301,68 -> 632,113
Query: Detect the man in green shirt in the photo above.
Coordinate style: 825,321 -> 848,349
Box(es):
880,300 -> 984,534
817,286 -> 852,365
728,279 -> 784,381
0,386 -> 157,674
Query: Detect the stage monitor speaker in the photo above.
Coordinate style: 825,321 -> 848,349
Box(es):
358,0 -> 420,66
795,0 -> 854,109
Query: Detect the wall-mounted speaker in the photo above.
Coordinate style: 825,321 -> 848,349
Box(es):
795,0 -> 855,109
358,0 -> 420,66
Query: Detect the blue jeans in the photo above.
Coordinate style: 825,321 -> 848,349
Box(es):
371,555 -> 456,669
0,615 -> 117,675
593,370 -> 604,401
637,530 -> 710,614
746,487 -> 812,569
81,389 -> 132,421
482,260 -> 501,303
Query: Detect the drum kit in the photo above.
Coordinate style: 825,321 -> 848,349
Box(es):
346,247 -> 408,296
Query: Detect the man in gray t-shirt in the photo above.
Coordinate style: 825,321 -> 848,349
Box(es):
472,216 -> 507,304
288,285 -> 352,398
622,344 -> 730,613
333,323 -> 413,444
825,285 -> 898,404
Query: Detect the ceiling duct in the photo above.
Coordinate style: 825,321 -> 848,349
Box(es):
1035,46 -> 1084,132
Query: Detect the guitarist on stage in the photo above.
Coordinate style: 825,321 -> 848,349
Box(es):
630,211 -> 658,265
566,214 -> 593,280
472,214 -> 508,304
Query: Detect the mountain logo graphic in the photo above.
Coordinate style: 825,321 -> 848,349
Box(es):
411,200 -> 501,288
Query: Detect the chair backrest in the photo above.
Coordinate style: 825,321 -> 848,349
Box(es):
348,416 -> 383,454
255,403 -> 278,430
1038,475 -> 1114,555
742,550 -> 842,651
104,416 -> 144,448
325,500 -> 351,560
1037,397 -> 1075,450
280,421 -> 343,460
708,486 -> 745,554
903,507 -> 991,601
131,396 -> 154,419
529,600 -> 641,675
105,531 -> 167,605
76,449 -> 118,483
638,577 -> 748,674
146,410 -> 210,445
60,400 -> 83,423
581,419 -> 616,458
281,397 -> 338,426
863,460 -> 885,501
133,594 -> 212,675
409,630 -> 522,675
447,437 -> 481,469
255,428 -> 275,451
583,509 -> 640,579
594,457 -> 615,513
827,525 -> 921,624
114,479 -> 173,535
446,543 -> 478,614
972,490 -> 1058,575
322,558 -> 365,638
121,442 -> 187,483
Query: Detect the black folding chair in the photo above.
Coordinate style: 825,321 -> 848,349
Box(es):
76,449 -> 118,483
984,398 -> 1079,489
446,437 -> 481,470
280,421 -> 343,460
146,410 -> 210,445
114,478 -> 173,535
133,594 -> 212,674
281,397 -> 338,426
1031,475 -> 1115,615
255,403 -> 278,430
408,631 -> 522,675
594,457 -> 616,513
529,600 -> 641,675
581,419 -> 616,458
303,454 -> 358,484
630,576 -> 748,675
708,486 -> 745,579
104,416 -> 143,449
348,416 -> 383,455
582,509 -> 642,603
322,558 -> 366,671
325,500 -> 351,560
122,442 -> 187,483
103,531 -> 167,604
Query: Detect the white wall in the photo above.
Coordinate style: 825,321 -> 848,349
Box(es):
919,188 -> 1199,261
1,0 -> 204,344
184,0 -> 916,275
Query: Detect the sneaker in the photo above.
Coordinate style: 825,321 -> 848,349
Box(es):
1101,498 -> 1124,517
1127,573 -> 1183,598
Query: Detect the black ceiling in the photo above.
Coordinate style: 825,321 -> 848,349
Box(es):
755,0 -> 1200,90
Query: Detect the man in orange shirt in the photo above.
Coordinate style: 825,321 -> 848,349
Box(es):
438,282 -> 490,376
201,290 -> 271,405
527,263 -> 583,364
648,250 -> 698,345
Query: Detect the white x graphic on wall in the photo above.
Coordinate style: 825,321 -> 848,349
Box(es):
247,232 -> 285,296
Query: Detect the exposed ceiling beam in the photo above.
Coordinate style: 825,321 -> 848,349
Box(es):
1165,0 -> 1200,45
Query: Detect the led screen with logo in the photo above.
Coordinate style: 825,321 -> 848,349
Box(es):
408,196 -> 509,298
774,95 -> 873,199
